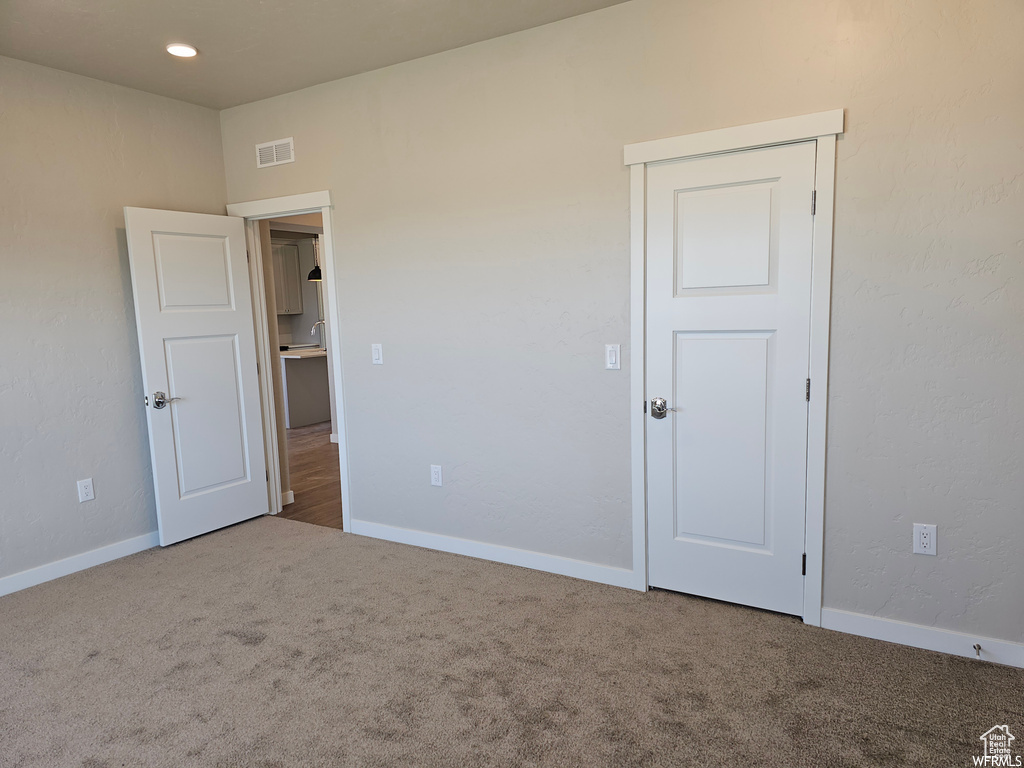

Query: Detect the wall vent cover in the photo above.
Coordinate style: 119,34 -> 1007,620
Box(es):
255,137 -> 295,168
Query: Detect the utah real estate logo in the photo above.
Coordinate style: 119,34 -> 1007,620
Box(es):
975,726 -> 1021,767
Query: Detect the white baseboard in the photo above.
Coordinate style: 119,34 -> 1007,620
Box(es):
330,433 -> 340,444
282,490 -> 295,505
0,531 -> 160,598
350,519 -> 645,591
821,608 -> 1024,669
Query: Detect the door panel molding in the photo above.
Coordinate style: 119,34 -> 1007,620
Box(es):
625,111 -> 844,624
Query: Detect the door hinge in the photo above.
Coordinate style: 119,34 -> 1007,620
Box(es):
266,470 -> 269,482
256,360 -> 260,376
811,190 -> 817,216
247,250 -> 251,263
802,553 -> 807,576
805,378 -> 811,402
644,400 -> 647,414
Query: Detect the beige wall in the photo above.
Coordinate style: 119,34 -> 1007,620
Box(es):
220,0 -> 1024,643
0,57 -> 227,579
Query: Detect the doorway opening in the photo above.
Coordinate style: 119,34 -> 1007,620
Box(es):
227,191 -> 351,534
263,216 -> 342,530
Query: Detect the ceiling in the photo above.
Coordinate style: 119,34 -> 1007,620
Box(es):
0,0 -> 629,110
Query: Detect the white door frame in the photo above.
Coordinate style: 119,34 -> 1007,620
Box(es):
226,191 -> 352,533
625,110 -> 844,625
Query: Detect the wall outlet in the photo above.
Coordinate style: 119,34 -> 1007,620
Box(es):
913,523 -> 936,555
77,478 -> 95,503
430,465 -> 442,487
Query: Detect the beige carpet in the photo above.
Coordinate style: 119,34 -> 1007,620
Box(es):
0,518 -> 1020,767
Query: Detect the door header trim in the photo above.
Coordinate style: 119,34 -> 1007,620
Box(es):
227,190 -> 332,219
623,109 -> 844,166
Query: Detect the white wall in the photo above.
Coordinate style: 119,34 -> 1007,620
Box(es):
220,0 -> 1024,644
0,57 -> 227,580
276,315 -> 294,347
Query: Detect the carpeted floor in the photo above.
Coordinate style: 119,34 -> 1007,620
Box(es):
0,518 -> 1020,767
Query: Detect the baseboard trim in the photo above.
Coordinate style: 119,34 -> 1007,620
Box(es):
350,520 -> 645,591
821,608 -> 1024,668
0,532 -> 160,598
282,490 -> 295,505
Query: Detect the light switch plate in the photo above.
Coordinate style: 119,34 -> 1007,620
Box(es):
371,343 -> 383,365
605,344 -> 621,370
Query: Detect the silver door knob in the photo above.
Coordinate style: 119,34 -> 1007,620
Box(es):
650,397 -> 675,419
151,391 -> 182,409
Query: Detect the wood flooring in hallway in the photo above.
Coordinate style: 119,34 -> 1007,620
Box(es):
278,421 -> 343,530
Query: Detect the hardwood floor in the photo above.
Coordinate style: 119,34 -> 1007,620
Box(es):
278,421 -> 343,530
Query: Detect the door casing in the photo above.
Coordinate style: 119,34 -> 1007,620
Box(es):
226,191 -> 352,534
625,110 -> 844,625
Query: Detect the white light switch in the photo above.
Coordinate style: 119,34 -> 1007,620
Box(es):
371,343 -> 383,365
605,344 -> 621,370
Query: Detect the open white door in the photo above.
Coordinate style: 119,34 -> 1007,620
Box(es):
125,207 -> 268,546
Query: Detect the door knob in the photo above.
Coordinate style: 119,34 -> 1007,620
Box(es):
151,391 -> 182,409
650,397 -> 675,419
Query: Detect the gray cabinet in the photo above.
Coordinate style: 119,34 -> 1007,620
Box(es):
272,242 -> 304,315
279,352 -> 331,428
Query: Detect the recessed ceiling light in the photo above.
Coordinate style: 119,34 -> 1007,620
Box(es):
166,43 -> 197,58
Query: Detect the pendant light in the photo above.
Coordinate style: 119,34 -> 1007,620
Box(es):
307,238 -> 322,281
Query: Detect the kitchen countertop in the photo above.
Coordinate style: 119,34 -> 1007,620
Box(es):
280,347 -> 327,359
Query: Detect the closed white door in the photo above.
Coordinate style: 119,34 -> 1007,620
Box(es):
124,207 -> 268,546
645,141 -> 816,616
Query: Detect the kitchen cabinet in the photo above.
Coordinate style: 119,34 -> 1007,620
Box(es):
273,242 -> 304,315
279,349 -> 331,428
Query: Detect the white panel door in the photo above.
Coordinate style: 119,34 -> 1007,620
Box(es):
125,207 -> 268,546
646,141 -> 816,616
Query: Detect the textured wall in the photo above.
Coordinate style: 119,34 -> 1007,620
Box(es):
822,2 -> 1024,643
0,57 -> 227,579
219,0 -> 1024,641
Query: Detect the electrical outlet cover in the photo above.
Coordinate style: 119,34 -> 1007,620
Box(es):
913,523 -> 936,555
77,478 -> 95,503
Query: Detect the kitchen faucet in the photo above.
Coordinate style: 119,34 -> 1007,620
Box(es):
311,319 -> 326,336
